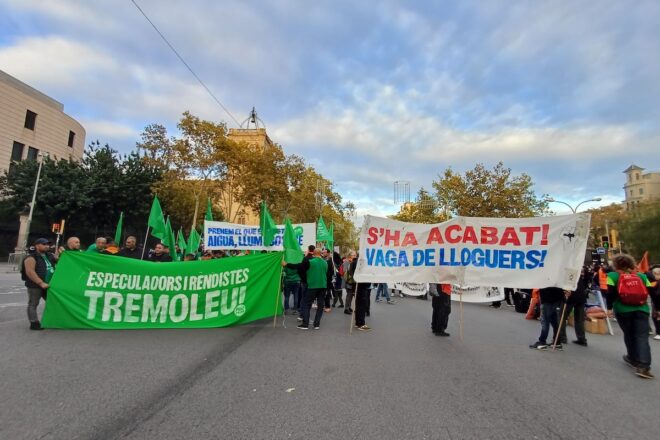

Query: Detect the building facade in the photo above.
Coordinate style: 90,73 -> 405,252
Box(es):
0,69 -> 86,173
622,165 -> 660,210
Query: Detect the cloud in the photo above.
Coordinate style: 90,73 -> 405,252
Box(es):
0,36 -> 117,89
1,0 -> 659,219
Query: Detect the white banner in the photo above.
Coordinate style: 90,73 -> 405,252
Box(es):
204,221 -> 316,251
354,214 -> 590,290
450,286 -> 504,303
391,283 -> 505,303
392,282 -> 428,297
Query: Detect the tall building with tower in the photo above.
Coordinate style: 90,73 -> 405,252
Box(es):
221,108 -> 272,224
622,164 -> 660,210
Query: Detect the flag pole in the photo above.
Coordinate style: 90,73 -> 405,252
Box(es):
141,226 -> 150,260
273,256 -> 284,328
348,286 -> 356,335
552,301 -> 569,351
459,291 -> 464,342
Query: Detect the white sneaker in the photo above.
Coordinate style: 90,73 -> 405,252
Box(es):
654,335 -> 660,341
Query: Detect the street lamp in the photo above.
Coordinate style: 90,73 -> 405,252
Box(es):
19,152 -> 46,251
546,197 -> 602,213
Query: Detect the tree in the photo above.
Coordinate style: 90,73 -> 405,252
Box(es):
432,162 -> 548,218
0,142 -> 162,249
583,203 -> 628,249
618,201 -> 660,262
138,112 -> 231,232
390,188 -> 448,223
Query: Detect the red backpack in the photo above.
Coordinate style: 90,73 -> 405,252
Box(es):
616,272 -> 649,306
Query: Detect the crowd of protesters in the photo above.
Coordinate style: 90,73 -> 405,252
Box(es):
19,235 -> 659,379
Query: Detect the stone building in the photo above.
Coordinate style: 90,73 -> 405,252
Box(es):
622,164 -> 660,210
222,108 -> 272,225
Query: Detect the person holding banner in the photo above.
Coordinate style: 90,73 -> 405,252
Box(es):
430,283 -> 451,336
283,248 -> 328,330
148,243 -> 173,262
21,238 -> 57,330
529,287 -> 565,350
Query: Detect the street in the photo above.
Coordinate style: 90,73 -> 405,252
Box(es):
1,268 -> 658,440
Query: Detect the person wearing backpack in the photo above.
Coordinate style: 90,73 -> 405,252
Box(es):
21,238 -> 57,330
607,254 -> 653,379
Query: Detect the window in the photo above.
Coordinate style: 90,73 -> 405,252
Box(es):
630,190 -> 633,196
24,110 -> 37,130
635,173 -> 640,180
11,141 -> 24,162
67,130 -> 75,147
639,188 -> 644,195
26,147 -> 39,161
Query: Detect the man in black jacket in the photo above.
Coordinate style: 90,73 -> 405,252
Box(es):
118,236 -> 143,259
559,266 -> 589,346
22,238 -> 57,330
529,286 -> 565,350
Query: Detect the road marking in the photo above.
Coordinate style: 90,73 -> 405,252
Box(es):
0,302 -> 24,308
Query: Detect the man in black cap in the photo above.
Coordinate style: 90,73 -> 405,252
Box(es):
21,238 -> 57,330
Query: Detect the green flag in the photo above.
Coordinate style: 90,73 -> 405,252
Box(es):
148,196 -> 167,240
317,216 -> 331,242
283,217 -> 304,263
205,197 -> 214,221
327,222 -> 334,251
164,216 -> 177,259
186,228 -> 201,256
114,212 -> 123,245
41,251 -> 284,329
177,228 -> 187,257
259,201 -> 278,247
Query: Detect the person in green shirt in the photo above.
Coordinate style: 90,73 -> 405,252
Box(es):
607,254 -> 653,379
86,237 -> 107,253
283,249 -> 328,330
282,265 -> 301,314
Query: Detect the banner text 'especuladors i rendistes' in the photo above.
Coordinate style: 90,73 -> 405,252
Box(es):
42,251 -> 283,329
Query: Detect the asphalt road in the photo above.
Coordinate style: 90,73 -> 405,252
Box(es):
1,267 -> 658,440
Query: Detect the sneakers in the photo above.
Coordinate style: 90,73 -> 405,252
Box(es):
529,341 -> 548,350
572,339 -> 588,347
375,298 -> 382,303
343,309 -> 352,315
623,355 -> 637,368
654,335 -> 660,341
313,325 -> 320,330
297,324 -> 309,330
435,331 -> 450,337
357,325 -> 371,331
552,343 -> 563,351
338,304 -> 344,308
387,300 -> 395,304
634,368 -> 655,379
29,321 -> 43,331
296,317 -> 303,322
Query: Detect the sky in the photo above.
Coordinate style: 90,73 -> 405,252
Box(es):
1,0 -> 659,219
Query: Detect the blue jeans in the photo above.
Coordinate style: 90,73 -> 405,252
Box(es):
375,283 -> 391,301
283,281 -> 300,311
297,282 -> 307,314
615,311 -> 652,369
538,301 -> 562,343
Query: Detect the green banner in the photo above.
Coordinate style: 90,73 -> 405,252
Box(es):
42,251 -> 284,329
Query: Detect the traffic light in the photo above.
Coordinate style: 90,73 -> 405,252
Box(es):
601,235 -> 609,249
